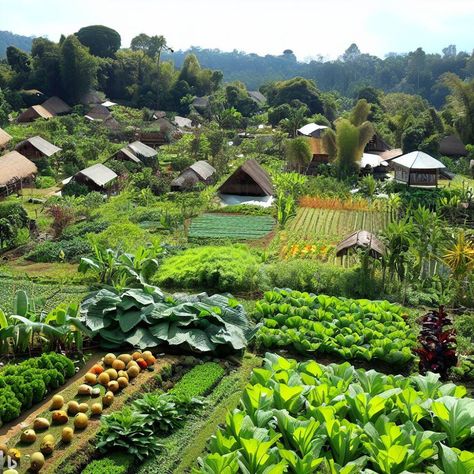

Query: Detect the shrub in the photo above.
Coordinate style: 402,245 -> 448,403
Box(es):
61,220 -> 109,240
26,237 -> 91,263
81,453 -> 133,474
35,176 -> 56,188
155,245 -> 260,292
62,180 -> 91,197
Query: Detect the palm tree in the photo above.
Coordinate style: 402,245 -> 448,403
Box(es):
324,100 -> 374,179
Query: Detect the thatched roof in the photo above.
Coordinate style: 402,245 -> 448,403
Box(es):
85,104 -> 112,121
0,128 -> 12,147
16,136 -> 62,157
17,105 -> 54,122
75,163 -> 117,187
336,231 -> 386,259
392,151 -> 446,170
0,151 -> 38,186
189,161 -> 216,180
128,141 -> 157,159
439,135 -> 467,157
42,96 -> 71,115
219,159 -> 273,196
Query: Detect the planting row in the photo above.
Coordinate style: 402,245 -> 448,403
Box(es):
254,289 -> 415,365
197,353 -> 474,473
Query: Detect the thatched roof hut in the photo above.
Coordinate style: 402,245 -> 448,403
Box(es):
41,96 -> 71,115
0,151 -> 38,196
392,151 -> 446,187
219,159 -> 273,196
335,231 -> 386,259
17,105 -> 54,123
439,135 -> 467,157
0,128 -> 12,149
85,104 -> 112,122
171,161 -> 216,191
15,136 -> 62,160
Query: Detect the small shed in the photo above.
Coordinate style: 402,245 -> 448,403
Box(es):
297,123 -> 328,138
72,164 -> 117,193
15,136 -> 62,161
0,128 -> 12,149
41,96 -> 72,116
17,105 -> 54,123
219,159 -> 273,197
392,151 -> 446,187
171,161 -> 216,191
336,231 -> 386,259
439,135 -> 467,157
0,151 -> 38,197
110,141 -> 157,165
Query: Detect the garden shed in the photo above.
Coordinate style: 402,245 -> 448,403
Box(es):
15,136 -> 62,161
0,128 -> 12,149
171,160 -> 216,191
219,159 -> 273,197
391,151 -> 446,187
336,230 -> 386,259
71,163 -> 117,193
0,151 -> 38,197
439,135 -> 467,157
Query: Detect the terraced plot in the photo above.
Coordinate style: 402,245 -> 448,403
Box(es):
188,213 -> 275,240
289,207 -> 391,240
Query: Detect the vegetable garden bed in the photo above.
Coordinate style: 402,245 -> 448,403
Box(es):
197,353 -> 474,473
188,213 -> 275,241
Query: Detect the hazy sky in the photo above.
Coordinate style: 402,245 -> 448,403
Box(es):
1,0 -> 473,60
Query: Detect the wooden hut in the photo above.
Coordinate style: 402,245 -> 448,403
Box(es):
336,231 -> 386,259
439,135 -> 468,157
219,159 -> 273,196
171,161 -> 216,191
391,151 -> 446,187
84,104 -> 112,122
41,96 -> 71,116
110,141 -> 157,165
0,128 -> 12,150
365,133 -> 402,162
15,136 -> 62,161
71,164 -> 117,193
17,105 -> 54,123
0,151 -> 38,197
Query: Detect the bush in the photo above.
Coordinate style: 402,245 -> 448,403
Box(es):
82,453 -> 133,474
26,237 -> 91,263
263,259 -> 379,299
305,175 -> 352,198
155,245 -> 261,292
35,176 -> 56,189
61,220 -> 109,240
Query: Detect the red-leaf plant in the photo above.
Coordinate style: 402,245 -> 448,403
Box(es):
413,305 -> 457,379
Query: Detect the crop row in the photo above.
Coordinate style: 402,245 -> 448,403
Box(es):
254,289 -> 415,365
290,207 -> 391,240
188,214 -> 275,240
197,353 -> 474,473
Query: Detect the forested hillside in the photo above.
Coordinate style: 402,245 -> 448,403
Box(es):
164,44 -> 474,107
0,30 -> 33,57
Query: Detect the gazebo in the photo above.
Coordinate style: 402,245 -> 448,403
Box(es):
335,231 -> 386,259
391,151 -> 446,187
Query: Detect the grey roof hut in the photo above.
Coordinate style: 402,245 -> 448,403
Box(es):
110,141 -> 157,165
72,164 -> 117,193
219,159 -> 273,196
171,161 -> 216,191
336,231 -> 386,259
439,135 -> 468,157
85,104 -> 112,122
15,136 -> 62,161
391,151 -> 446,187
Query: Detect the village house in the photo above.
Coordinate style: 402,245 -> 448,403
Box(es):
15,136 -> 62,162
0,128 -> 12,150
68,163 -> 118,194
171,161 -> 216,191
0,151 -> 38,197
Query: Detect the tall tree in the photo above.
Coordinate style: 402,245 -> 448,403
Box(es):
285,137 -> 312,173
76,25 -> 121,58
59,35 -> 97,103
30,38 -> 61,96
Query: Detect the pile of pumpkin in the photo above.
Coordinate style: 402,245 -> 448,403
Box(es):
1,351 -> 156,473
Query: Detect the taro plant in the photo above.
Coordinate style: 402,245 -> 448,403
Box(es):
413,305 -> 457,378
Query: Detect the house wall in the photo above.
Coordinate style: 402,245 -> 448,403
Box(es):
15,143 -> 45,161
219,170 -> 267,196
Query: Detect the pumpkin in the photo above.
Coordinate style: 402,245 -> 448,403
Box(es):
61,427 -> 74,443
51,410 -> 68,424
74,413 -> 89,429
89,364 -> 104,375
51,394 -> 64,410
30,452 -> 45,472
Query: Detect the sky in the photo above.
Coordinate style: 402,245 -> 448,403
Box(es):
1,0 -> 473,60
